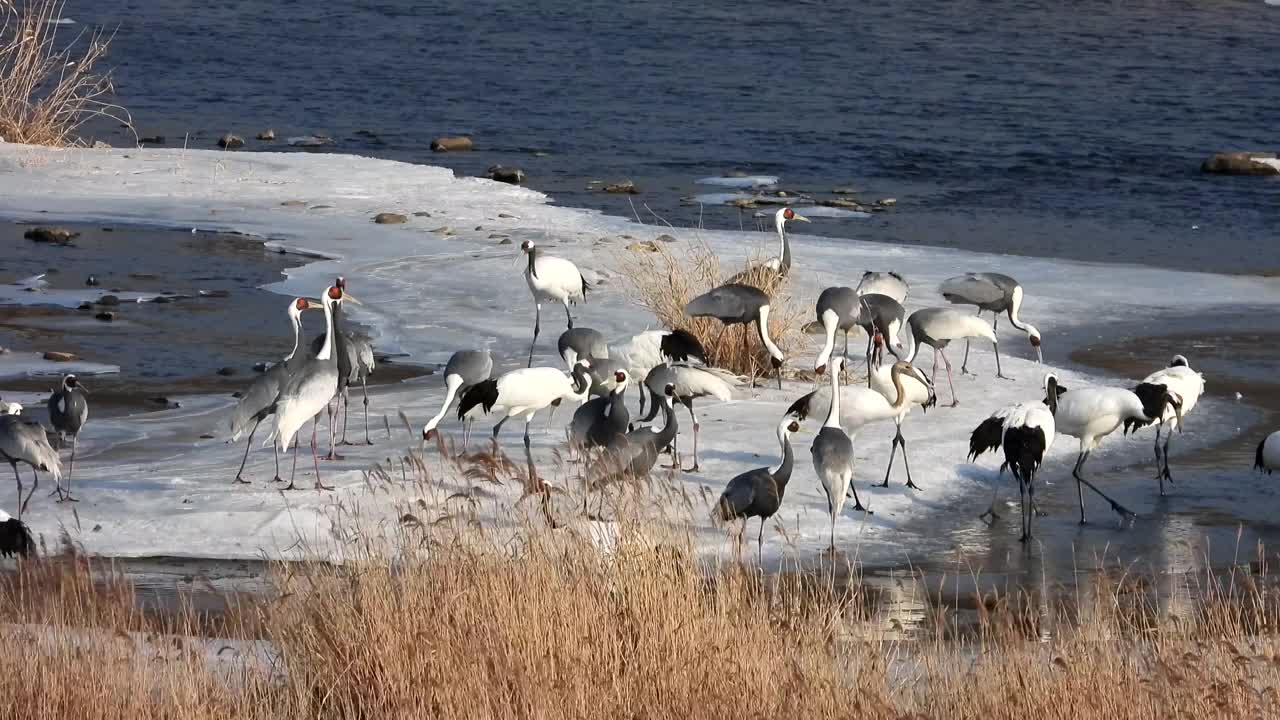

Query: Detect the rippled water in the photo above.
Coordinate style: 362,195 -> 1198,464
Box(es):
72,0 -> 1280,272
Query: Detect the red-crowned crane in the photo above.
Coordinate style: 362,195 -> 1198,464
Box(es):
1123,354 -> 1205,494
457,361 -> 594,451
521,240 -> 588,367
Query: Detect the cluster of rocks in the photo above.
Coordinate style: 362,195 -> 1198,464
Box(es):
708,189 -> 898,213
1201,151 -> 1280,176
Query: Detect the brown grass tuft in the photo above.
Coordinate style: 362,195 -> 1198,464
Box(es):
614,237 -> 809,380
0,0 -> 129,146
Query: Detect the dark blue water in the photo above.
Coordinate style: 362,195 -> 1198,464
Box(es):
73,0 -> 1280,272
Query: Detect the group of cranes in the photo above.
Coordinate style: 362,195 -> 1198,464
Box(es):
4,202 -> 1272,567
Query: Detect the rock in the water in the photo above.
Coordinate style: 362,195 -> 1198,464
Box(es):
1201,151 -> 1280,176
217,134 -> 244,149
374,212 -> 408,224
820,198 -> 866,210
603,180 -> 639,194
85,275 -> 99,286
253,362 -> 270,373
216,366 -> 236,376
91,140 -> 111,149
151,296 -> 171,304
198,289 -> 231,298
413,211 -> 432,217
256,129 -> 276,141
626,240 -> 661,253
76,302 -> 92,311
138,135 -> 165,145
655,233 -> 678,243
280,200 -> 307,207
96,294 -> 120,306
497,238 -> 513,245
832,187 -> 860,195
288,134 -> 334,147
498,213 -> 518,219
876,197 -> 898,207
43,351 -> 77,362
431,136 -> 473,152
24,226 -> 79,244
94,311 -> 116,322
487,165 -> 527,184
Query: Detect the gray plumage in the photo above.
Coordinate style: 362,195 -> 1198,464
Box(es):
47,374 -> 88,502
422,349 -> 495,443
585,356 -> 629,397
939,272 -> 1017,310
814,288 -> 905,376
0,412 -> 63,519
603,385 -> 678,479
856,271 -> 909,303
310,278 -> 376,448
558,327 -> 608,368
809,357 -> 867,550
685,283 -> 785,387
569,371 -> 630,452
274,286 -> 345,491
716,418 -> 798,559
640,362 -> 739,471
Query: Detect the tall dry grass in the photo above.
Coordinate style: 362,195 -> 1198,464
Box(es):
0,511 -> 1276,719
0,0 -> 127,146
615,237 -> 808,381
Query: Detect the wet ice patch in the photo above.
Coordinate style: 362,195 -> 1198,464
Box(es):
0,351 -> 118,380
696,175 -> 780,188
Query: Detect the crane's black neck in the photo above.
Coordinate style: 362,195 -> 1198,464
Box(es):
772,435 -> 794,489
654,398 -> 678,449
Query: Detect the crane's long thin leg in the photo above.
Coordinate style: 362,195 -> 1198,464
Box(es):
940,349 -> 959,407
1073,450 -> 1135,522
898,427 -> 919,490
272,441 -> 282,483
880,435 -> 899,488
285,433 -> 301,490
1025,471 -> 1038,542
743,324 -> 754,384
689,402 -> 701,473
11,464 -> 24,520
313,417 -> 332,491
563,301 -> 573,330
60,433 -> 80,502
637,384 -> 647,418
1073,452 -> 1087,523
492,416 -> 508,441
931,347 -> 940,387
362,375 -> 372,445
961,309 -> 980,374
21,467 -> 37,520
992,315 -> 1010,380
234,418 -> 263,484
1152,425 -> 1164,480
980,463 -> 1007,524
324,398 -> 343,461
849,478 -> 870,514
339,388 -> 352,445
527,303 -> 541,368
865,333 -> 874,388
1017,472 -> 1028,542
1161,432 -> 1174,489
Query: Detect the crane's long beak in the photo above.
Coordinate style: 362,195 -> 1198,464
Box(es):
342,293 -> 364,306
305,299 -> 324,310
792,214 -> 811,223
77,383 -> 90,395
1035,346 -> 1043,364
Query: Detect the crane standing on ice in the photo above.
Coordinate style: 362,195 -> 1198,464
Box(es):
811,357 -> 866,552
422,349 -> 494,445
729,207 -> 810,284
902,308 -> 999,406
715,416 -> 800,561
856,271 -> 909,303
458,361 -> 594,451
0,403 -> 62,519
47,374 -> 88,502
685,283 -> 785,388
521,240 -> 588,367
939,272 -> 1042,376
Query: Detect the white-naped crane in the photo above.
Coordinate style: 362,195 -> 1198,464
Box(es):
1123,354 -> 1205,494
0,400 -> 20,416
231,297 -> 322,484
0,405 -> 61,519
640,362 -> 741,471
856,271 -> 909,303
813,288 -> 905,383
272,283 -> 353,491
902,308 -> 998,406
609,328 -> 706,415
729,207 -> 810,283
789,360 -> 935,490
0,507 -> 34,558
969,376 -> 1061,541
1256,431 -> 1280,474
457,361 -> 594,450
47,374 -> 88,502
685,283 -> 785,388
311,276 -> 376,455
939,272 -> 1042,375
1045,373 -> 1179,524
521,239 -> 588,367
715,416 -> 800,561
422,348 -> 494,445
569,367 -> 630,454
558,327 -> 608,369
811,357 -> 867,552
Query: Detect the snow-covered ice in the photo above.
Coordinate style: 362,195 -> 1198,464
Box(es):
0,144 -> 1276,564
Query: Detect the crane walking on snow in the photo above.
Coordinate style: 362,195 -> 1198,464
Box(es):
522,240 -> 588,367
422,349 -> 495,445
939,272 -> 1042,377
47,374 -> 88,502
715,416 -> 800,562
902,308 -> 998,406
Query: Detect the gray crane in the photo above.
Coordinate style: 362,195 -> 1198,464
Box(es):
902,308 -> 998,406
601,383 -> 677,480
47,374 -> 88,502
0,408 -> 62,519
422,349 -> 494,445
813,287 -> 905,384
310,276 -> 376,457
273,284 -> 352,491
230,297 -> 322,484
715,416 -> 799,562
685,283 -> 785,388
558,327 -> 608,368
810,357 -> 866,552
569,369 -> 630,454
939,272 -> 1042,375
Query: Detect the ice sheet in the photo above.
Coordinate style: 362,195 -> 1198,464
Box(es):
0,144 -> 1275,564
0,351 -> 119,380
695,175 -> 780,188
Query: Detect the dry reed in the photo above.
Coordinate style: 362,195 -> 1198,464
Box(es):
0,0 -> 128,146
614,236 -> 809,381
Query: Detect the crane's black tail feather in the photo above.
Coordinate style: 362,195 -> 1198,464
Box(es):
0,517 -> 35,558
457,379 -> 499,420
1257,436 -> 1271,474
1002,425 -> 1046,484
662,328 -> 707,364
1124,382 -> 1173,435
968,415 -> 1005,462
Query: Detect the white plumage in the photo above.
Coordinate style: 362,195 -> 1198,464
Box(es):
856,271 -> 908,303
609,328 -> 706,414
971,396 -> 1056,540
1134,354 -> 1205,490
521,239 -> 587,366
458,364 -> 593,446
